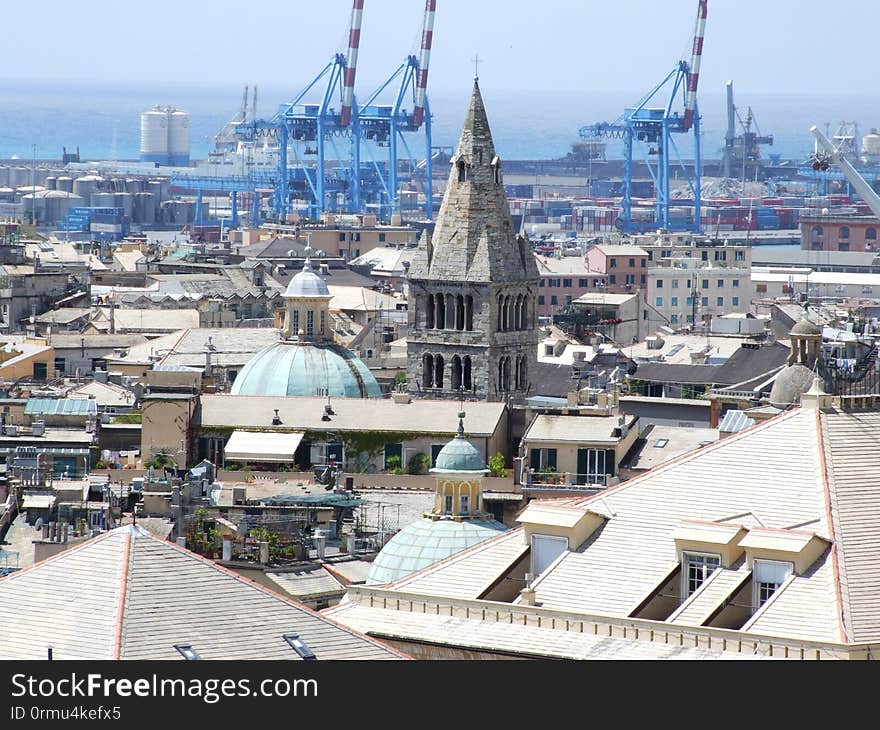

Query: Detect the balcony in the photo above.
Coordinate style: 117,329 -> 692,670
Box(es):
523,469 -> 617,493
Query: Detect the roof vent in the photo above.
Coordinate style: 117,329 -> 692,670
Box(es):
271,409 -> 282,426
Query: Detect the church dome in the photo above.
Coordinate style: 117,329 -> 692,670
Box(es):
365,517 -> 508,585
431,434 -> 488,473
230,340 -> 382,398
285,268 -> 330,298
791,317 -> 822,336
769,364 -> 815,409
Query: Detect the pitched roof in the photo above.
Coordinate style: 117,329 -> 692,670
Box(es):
0,526 -> 404,660
635,342 -> 789,386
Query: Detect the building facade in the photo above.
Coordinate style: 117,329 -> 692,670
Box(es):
406,81 -> 539,403
584,244 -> 648,294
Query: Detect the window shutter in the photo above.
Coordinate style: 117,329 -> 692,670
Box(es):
605,449 -> 616,475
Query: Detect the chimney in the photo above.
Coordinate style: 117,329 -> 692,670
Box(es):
259,540 -> 270,565
221,535 -> 232,561
314,529 -> 327,561
109,299 -> 115,334
519,573 -> 537,606
204,348 -> 213,377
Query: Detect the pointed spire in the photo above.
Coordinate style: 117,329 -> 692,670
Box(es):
406,79 -> 539,285
302,233 -> 314,272
455,78 -> 496,164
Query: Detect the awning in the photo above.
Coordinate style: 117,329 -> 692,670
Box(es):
224,431 -> 304,463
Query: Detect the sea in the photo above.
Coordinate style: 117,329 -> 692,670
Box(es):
3,80 -> 880,166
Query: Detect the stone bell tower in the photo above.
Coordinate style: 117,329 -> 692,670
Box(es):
406,79 -> 539,402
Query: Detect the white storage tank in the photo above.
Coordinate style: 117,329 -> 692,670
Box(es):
140,107 -> 170,164
43,191 -> 84,224
73,175 -> 104,200
861,128 -> 880,164
168,110 -> 190,166
125,178 -> 145,193
44,176 -> 57,191
115,192 -> 134,219
91,192 -> 117,208
56,176 -> 73,193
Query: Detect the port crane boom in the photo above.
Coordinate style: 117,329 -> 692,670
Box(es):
580,0 -> 707,234
810,125 -> 880,220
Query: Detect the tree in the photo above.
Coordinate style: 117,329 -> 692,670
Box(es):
487,452 -> 507,478
393,371 -> 407,387
407,452 -> 429,475
145,451 -> 176,470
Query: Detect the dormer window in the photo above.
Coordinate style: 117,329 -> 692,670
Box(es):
491,156 -> 501,184
682,551 -> 720,596
752,559 -> 793,609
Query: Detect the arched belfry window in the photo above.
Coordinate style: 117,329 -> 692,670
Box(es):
457,160 -> 467,183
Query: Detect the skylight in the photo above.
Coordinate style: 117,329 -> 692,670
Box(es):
283,634 -> 317,660
173,643 -> 201,660
653,439 -> 669,448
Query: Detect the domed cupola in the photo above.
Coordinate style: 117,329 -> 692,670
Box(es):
229,242 -> 382,399
366,413 -> 508,585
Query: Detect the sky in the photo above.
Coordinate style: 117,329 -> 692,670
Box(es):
0,0 -> 877,96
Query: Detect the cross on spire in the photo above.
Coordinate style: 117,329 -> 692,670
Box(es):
471,54 -> 481,81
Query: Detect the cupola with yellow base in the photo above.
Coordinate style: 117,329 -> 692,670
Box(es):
365,412 -> 508,585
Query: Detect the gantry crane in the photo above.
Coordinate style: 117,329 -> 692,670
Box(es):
580,0 -> 707,234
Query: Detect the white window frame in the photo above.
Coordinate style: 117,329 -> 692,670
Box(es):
752,559 -> 793,610
530,534 -> 568,579
681,551 -> 721,598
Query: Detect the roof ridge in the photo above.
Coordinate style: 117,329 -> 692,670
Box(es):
112,531 -> 133,659
570,407 -> 807,509
155,535 -> 410,658
816,408 -> 850,644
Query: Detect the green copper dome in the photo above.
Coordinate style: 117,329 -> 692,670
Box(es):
430,415 -> 489,474
366,518 -> 508,585
230,340 -> 382,398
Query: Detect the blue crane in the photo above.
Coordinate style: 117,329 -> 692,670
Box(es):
358,0 -> 436,221
581,1 -> 707,234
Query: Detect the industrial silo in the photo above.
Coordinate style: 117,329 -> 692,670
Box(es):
44,176 -> 57,191
56,176 -> 73,193
91,192 -> 117,209
73,175 -> 104,200
140,107 -> 170,165
862,129 -> 880,165
9,167 -> 29,187
168,110 -> 191,166
115,192 -> 134,219
147,179 -> 168,203
0,188 -> 14,202
133,192 -> 156,225
125,178 -> 145,193
43,191 -> 84,225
